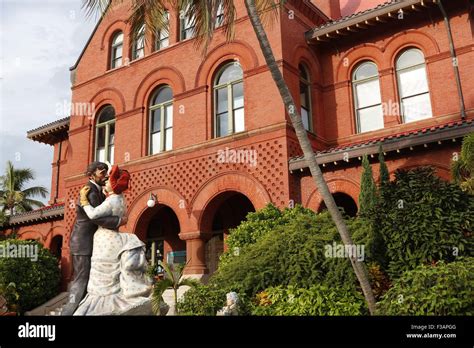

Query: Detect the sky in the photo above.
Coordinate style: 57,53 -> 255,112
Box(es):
0,0 -> 98,204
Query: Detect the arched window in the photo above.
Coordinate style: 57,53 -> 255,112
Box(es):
180,4 -> 195,40
396,48 -> 432,123
110,31 -> 123,69
155,11 -> 170,51
149,86 -> 173,154
95,105 -> 115,163
299,64 -> 312,132
215,0 -> 224,28
352,61 -> 384,133
214,62 -> 244,137
131,24 -> 145,60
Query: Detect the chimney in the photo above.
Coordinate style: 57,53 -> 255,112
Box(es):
311,0 -> 341,20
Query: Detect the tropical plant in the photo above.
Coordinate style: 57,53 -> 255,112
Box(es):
373,167 -> 474,278
378,145 -> 390,188
377,258 -> 474,315
177,284 -> 227,316
84,0 -> 376,313
0,161 -> 48,216
358,155 -> 377,217
0,282 -> 20,313
452,132 -> 474,194
151,260 -> 200,315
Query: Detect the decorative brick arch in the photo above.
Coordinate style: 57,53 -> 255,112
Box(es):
336,43 -> 384,82
126,186 -> 189,241
85,88 -> 126,126
133,66 -> 186,108
46,225 -> 68,248
306,177 -> 360,212
17,230 -> 44,242
100,20 -> 128,49
191,172 -> 271,231
384,29 -> 440,67
194,40 -> 259,88
291,44 -> 322,80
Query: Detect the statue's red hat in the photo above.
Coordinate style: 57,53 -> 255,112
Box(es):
109,165 -> 130,194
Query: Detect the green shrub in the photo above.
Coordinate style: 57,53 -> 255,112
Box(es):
373,167 -> 474,278
0,239 -> 60,313
177,284 -> 227,316
377,257 -> 474,315
210,207 -> 369,298
252,285 -> 367,316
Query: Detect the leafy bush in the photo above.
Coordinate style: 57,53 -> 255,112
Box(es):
211,207 -> 368,298
377,257 -> 474,315
177,284 -> 227,316
0,240 -> 60,313
252,285 -> 367,316
373,167 -> 474,278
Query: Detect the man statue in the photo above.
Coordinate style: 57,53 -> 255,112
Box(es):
61,162 -> 127,315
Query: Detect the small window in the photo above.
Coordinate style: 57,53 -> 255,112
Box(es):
95,105 -> 115,163
155,11 -> 170,51
149,86 -> 173,154
215,1 -> 224,28
299,64 -> 312,132
396,48 -> 432,123
180,5 -> 195,40
214,63 -> 244,138
131,24 -> 145,60
352,61 -> 384,133
110,31 -> 123,69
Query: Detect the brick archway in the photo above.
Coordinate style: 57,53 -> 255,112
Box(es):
306,177 -> 360,213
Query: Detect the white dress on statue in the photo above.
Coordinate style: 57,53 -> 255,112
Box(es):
73,194 -> 152,315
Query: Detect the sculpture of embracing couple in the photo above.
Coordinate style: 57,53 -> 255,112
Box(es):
61,161 -> 153,316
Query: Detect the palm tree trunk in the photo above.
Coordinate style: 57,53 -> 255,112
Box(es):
244,0 -> 376,314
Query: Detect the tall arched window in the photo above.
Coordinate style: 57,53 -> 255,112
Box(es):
132,24 -> 145,60
214,62 -> 244,138
155,11 -> 170,51
299,64 -> 312,132
396,48 -> 432,123
110,31 -> 123,69
352,61 -> 384,133
149,86 -> 173,154
95,105 -> 115,163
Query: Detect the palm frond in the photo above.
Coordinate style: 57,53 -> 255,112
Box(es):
151,278 -> 173,314
22,186 -> 48,199
22,199 -> 45,210
178,277 -> 200,288
82,0 -> 114,20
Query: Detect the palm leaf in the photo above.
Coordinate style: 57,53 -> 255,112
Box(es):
151,278 -> 174,314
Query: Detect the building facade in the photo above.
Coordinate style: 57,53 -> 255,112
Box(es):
2,0 -> 473,287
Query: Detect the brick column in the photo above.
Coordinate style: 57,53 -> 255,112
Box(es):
179,231 -> 212,275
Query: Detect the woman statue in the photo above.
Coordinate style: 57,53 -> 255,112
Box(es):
73,165 -> 152,315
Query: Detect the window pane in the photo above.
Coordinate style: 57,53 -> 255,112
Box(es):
114,46 -> 123,59
165,105 -> 173,128
233,82 -> 243,109
354,62 -> 378,80
358,105 -> 384,133
299,64 -> 309,81
151,132 -> 161,154
98,106 -> 115,124
165,128 -> 172,150
216,88 -> 228,114
112,32 -> 123,45
398,66 -> 429,98
397,49 -> 424,70
355,79 -> 381,108
96,147 -> 105,162
217,64 -> 243,85
97,127 -> 106,147
234,108 -> 244,133
217,112 -> 228,137
152,109 -> 161,132
402,93 -> 432,123
300,82 -> 309,109
301,107 -> 310,131
108,124 -> 115,145
153,86 -> 173,105
108,145 -> 114,164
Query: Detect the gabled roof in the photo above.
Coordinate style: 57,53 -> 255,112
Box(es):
27,117 -> 70,145
289,118 -> 474,171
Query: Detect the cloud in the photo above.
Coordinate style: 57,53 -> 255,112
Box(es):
0,0 -> 97,204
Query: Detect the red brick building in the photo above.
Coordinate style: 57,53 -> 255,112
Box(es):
2,0 -> 473,287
